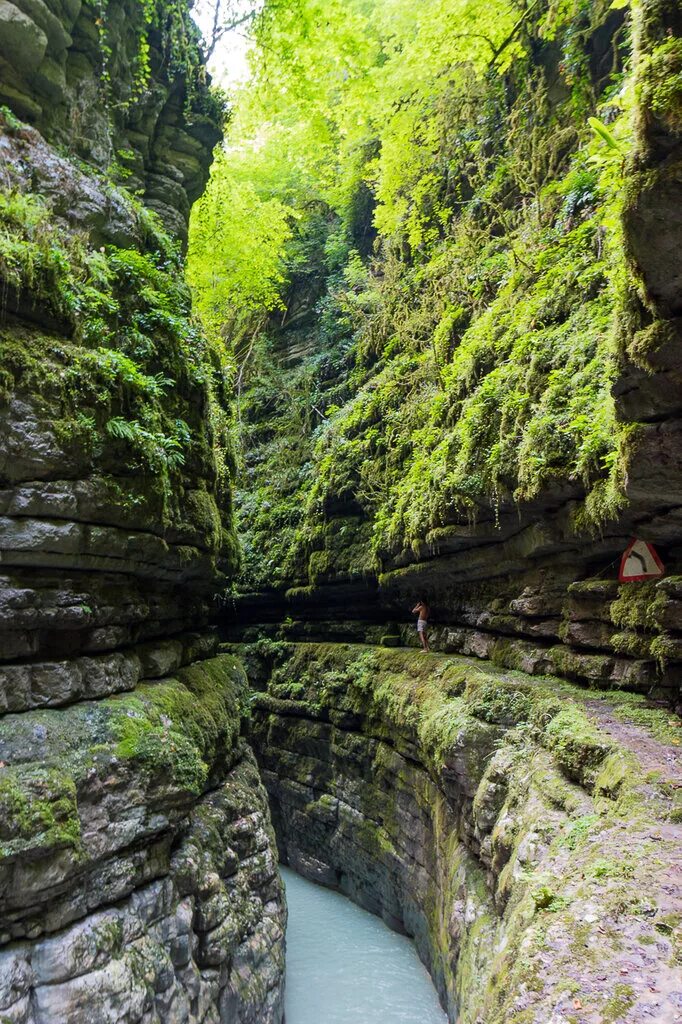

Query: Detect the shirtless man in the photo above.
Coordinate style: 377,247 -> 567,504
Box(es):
412,598 -> 430,652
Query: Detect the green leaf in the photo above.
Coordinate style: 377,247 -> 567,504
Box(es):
588,117 -> 621,152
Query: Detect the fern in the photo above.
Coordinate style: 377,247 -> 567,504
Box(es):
106,416 -> 137,440
105,416 -> 187,471
587,116 -> 621,152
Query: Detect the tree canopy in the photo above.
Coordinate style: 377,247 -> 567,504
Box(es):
188,0 -> 635,590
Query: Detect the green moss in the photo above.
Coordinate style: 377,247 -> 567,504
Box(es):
113,705 -> 208,794
464,679 -> 533,726
649,632 -> 678,667
589,856 -> 635,879
547,645 -> 613,682
669,789 -> 682,824
355,816 -> 398,860
252,641 -> 678,810
627,319 -> 678,367
609,581 -> 662,631
638,36 -> 682,133
285,586 -> 317,601
610,630 -> 651,658
543,706 -> 614,787
110,655 -> 248,794
0,105 -> 22,131
380,634 -> 401,647
593,750 -> 634,802
601,983 -> 636,1022
0,767 -> 81,861
559,813 -> 601,850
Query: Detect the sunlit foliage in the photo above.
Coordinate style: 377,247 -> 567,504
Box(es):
188,0 -> 635,589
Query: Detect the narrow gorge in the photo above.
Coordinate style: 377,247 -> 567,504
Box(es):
0,3 -> 284,1019
0,0 -> 681,1022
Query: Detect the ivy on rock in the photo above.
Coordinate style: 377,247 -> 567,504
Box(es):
188,0 -> 641,591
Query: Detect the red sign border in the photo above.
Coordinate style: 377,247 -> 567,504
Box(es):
618,537 -> 664,582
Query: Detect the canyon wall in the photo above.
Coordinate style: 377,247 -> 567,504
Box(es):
230,0 -> 682,708
0,2 -> 285,1020
244,639 -> 682,1024
0,0 -> 222,242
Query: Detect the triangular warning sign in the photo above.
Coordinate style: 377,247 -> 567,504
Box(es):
618,538 -> 664,582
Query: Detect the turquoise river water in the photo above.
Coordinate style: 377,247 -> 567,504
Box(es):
281,866 -> 448,1023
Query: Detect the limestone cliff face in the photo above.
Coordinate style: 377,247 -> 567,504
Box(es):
245,640 -> 682,1024
0,3 -> 285,1020
232,0 -> 682,707
0,0 -> 222,243
0,656 -> 285,1024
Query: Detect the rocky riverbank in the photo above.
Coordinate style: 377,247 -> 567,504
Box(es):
242,639 -> 682,1023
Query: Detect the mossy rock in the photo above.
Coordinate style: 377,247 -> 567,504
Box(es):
380,634 -> 401,647
0,766 -> 81,862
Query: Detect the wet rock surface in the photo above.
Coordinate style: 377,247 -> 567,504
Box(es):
0,749 -> 286,1024
0,646 -> 286,1024
0,0 -> 286,1018
244,640 -> 682,1024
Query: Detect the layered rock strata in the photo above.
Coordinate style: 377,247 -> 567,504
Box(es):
232,569 -> 682,704
245,639 -> 682,1023
0,654 -> 285,1024
230,0 -> 682,707
0,0 -> 286,1018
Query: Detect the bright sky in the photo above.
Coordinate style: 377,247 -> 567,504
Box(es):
192,0 -> 258,89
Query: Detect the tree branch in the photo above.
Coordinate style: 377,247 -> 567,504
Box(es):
204,4 -> 258,59
490,0 -> 543,65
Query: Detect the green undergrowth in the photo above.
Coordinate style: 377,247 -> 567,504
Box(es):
245,641 -> 678,815
0,114 -> 236,545
196,0 -> 649,591
309,179 -> 630,565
